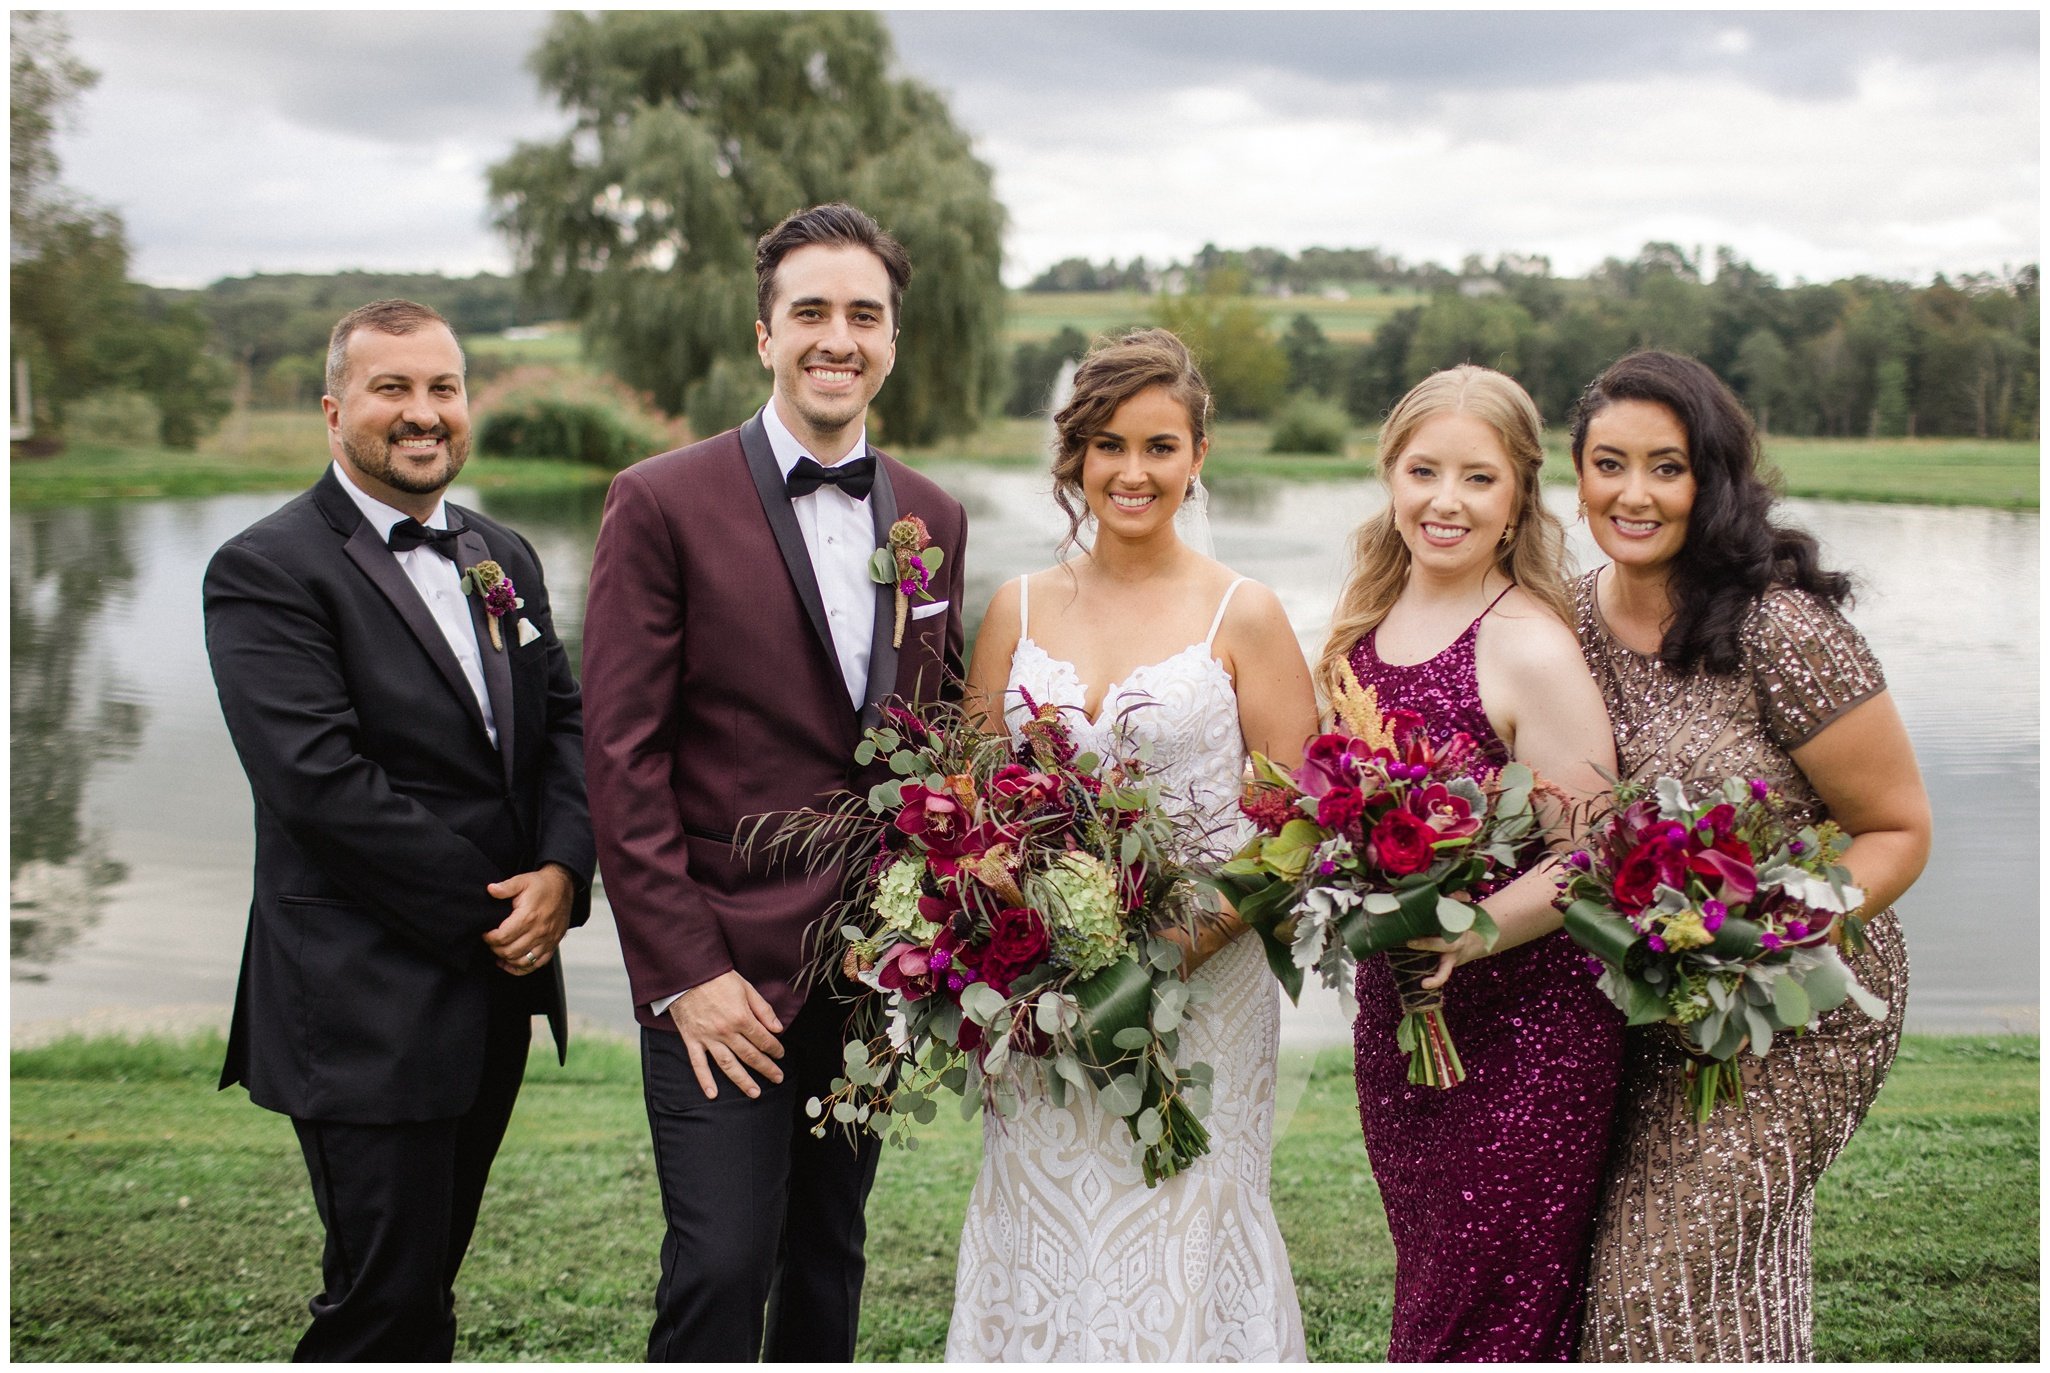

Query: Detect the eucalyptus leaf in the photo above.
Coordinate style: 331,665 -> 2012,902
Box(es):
1135,1106 -> 1165,1146
1744,1004 -> 1775,1058
1097,1073 -> 1143,1118
853,739 -> 877,766
1111,1026 -> 1154,1051
1772,974 -> 1812,1027
1436,897 -> 1476,933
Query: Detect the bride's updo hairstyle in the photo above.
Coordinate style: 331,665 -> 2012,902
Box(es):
1051,328 -> 1213,560
1570,350 -> 1849,677
1314,365 -> 1571,709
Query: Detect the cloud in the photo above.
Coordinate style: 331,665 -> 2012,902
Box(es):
40,10 -> 2041,290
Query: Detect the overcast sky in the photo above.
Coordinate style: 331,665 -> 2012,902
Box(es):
50,9 -> 2040,291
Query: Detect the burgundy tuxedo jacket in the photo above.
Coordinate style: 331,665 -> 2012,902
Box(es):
582,412 -> 967,1028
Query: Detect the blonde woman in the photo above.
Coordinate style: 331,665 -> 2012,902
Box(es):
1315,366 -> 1622,1359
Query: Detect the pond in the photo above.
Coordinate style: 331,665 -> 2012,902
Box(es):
10,468 -> 2037,1042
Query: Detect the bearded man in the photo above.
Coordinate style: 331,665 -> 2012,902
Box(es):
203,298 -> 593,1360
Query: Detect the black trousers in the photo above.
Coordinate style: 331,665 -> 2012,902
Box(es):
288,983 -> 532,1362
642,991 -> 882,1362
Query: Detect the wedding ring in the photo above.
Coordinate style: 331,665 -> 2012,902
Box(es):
523,950 -> 539,966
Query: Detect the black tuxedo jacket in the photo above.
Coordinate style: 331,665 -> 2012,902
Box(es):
204,467 -> 594,1124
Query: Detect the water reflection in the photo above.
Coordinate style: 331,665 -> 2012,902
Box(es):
10,507 -> 146,978
5,473 -> 2037,1035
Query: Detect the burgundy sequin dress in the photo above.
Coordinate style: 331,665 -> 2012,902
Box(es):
1348,595 -> 1626,1361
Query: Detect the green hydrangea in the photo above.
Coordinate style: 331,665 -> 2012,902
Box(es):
874,856 -> 928,938
1031,851 -> 1126,977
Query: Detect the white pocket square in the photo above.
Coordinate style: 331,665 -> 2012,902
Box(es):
516,616 -> 541,647
910,599 -> 949,622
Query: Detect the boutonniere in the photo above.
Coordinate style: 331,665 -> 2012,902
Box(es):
868,514 -> 944,648
459,560 -> 522,652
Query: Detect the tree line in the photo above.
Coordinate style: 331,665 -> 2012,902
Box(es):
1011,243 -> 2038,441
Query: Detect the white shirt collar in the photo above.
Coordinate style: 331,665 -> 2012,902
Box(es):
760,399 -> 868,478
331,460 -> 450,540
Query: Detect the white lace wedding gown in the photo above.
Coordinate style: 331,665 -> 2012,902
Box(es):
944,576 -> 1306,1362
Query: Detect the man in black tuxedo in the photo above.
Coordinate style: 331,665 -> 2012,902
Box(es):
204,298 -> 594,1361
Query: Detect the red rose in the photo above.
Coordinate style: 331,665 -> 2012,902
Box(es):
978,906 -> 1051,995
1611,835 -> 1689,912
1369,807 -> 1438,875
1316,784 -> 1366,834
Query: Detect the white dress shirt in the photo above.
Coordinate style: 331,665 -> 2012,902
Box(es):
761,400 -> 877,711
649,405 -> 881,1020
331,462 -> 498,748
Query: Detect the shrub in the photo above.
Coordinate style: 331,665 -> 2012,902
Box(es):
685,356 -> 764,441
472,367 -> 688,467
65,391 -> 162,448
1268,393 -> 1352,455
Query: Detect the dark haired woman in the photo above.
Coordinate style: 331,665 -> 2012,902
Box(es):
1569,350 -> 1930,1361
945,329 -> 1317,1359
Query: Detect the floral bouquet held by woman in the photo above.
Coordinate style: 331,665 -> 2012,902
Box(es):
757,691 -> 1218,1186
1208,667 -> 1543,1087
1556,774 -> 1889,1121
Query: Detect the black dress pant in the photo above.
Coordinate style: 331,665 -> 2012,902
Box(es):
288,982 -> 532,1362
642,990 -> 882,1362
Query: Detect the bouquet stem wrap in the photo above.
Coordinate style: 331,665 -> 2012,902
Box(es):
1386,947 -> 1467,1088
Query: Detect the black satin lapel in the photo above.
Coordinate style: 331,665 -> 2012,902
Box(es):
740,412 -> 838,665
455,523 -> 518,790
860,453 -> 900,729
341,521 -> 490,739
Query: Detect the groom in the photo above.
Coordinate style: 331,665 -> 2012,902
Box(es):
582,203 -> 967,1360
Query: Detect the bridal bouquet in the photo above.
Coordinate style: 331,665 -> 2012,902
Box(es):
1206,667 -> 1542,1088
1556,774 -> 1888,1121
758,692 -> 1217,1186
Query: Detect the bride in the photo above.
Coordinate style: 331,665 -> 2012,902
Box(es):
945,329 -> 1318,1361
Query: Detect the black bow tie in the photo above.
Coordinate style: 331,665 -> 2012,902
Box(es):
785,454 -> 876,501
388,518 -> 462,560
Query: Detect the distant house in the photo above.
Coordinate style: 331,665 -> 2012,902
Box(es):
1457,278 -> 1506,298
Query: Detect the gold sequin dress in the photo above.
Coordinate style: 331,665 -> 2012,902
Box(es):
1572,572 -> 1911,1362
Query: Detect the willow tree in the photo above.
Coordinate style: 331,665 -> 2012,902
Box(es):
488,11 -> 1006,446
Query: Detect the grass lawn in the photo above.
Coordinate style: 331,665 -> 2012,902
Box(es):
9,1032 -> 2036,1361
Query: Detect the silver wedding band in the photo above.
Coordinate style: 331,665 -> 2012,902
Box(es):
523,950 -> 539,966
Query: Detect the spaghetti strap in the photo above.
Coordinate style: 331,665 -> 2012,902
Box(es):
1204,577 -> 1250,650
1018,574 -> 1030,638
1476,583 -> 1516,624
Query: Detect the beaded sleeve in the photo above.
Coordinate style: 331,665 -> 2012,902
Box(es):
1745,588 -> 1887,752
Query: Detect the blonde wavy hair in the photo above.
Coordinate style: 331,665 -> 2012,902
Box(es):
1314,365 -> 1572,707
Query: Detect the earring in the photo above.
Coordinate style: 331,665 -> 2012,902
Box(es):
1186,476 -> 1199,499
1499,524 -> 1516,546
1575,499 -> 1588,523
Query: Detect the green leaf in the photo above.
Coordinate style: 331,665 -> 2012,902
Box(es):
1072,957 -> 1154,1068
853,739 -> 877,766
921,546 -> 944,573
1772,972 -> 1813,1027
1111,1026 -> 1153,1051
1562,900 -> 1640,966
889,750 -> 921,776
1097,1073 -> 1143,1118
1436,896 -> 1475,933
1135,1106 -> 1165,1146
